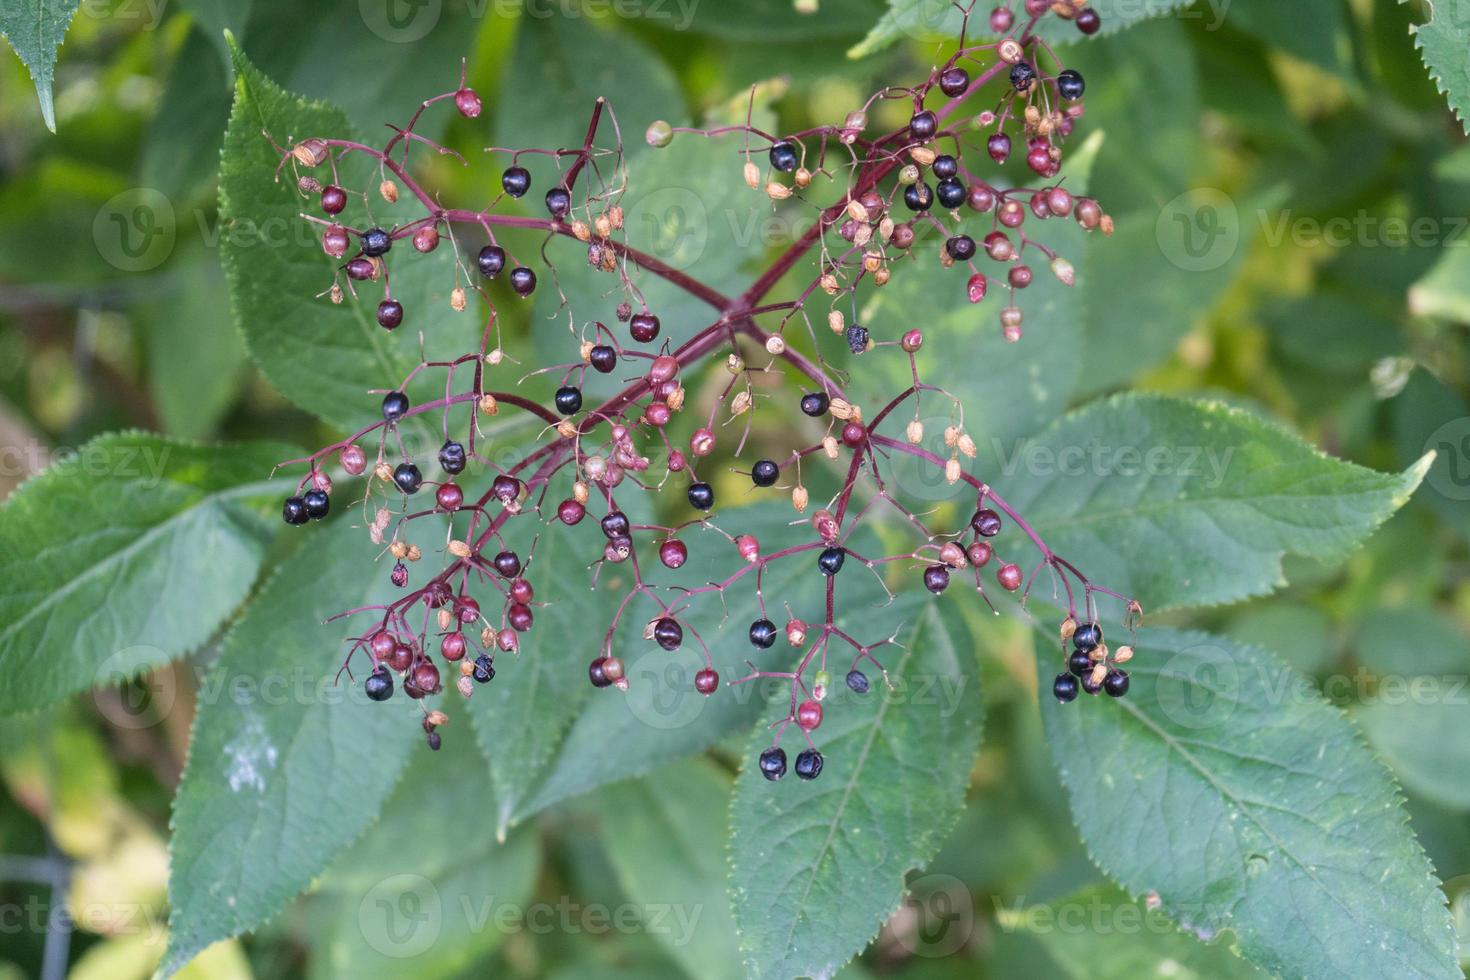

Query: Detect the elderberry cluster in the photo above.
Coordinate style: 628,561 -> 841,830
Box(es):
265,1 -> 1139,774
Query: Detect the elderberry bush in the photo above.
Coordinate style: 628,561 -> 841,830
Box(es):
268,2 -> 1140,770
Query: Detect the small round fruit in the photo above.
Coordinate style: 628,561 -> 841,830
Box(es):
381,390 -> 409,422
493,550 -> 522,578
1057,69 -> 1086,101
1073,622 -> 1103,652
909,109 -> 939,140
509,266 -> 537,296
818,547 -> 846,576
283,496 -> 310,526
589,657 -> 613,688
758,746 -> 788,781
749,618 -> 778,649
436,483 -> 464,512
365,666 -> 394,702
751,459 -> 779,487
377,299 -> 404,330
600,510 -> 630,539
924,565 -> 951,594
1076,8 -> 1101,34
1104,669 -> 1130,698
659,539 -> 688,569
938,66 -> 969,97
439,440 -> 467,474
629,312 -> 660,343
800,392 -> 830,417
441,632 -> 467,661
903,181 -> 934,212
320,185 -> 347,214
971,508 -> 1002,537
1053,672 -> 1080,703
303,489 -> 330,520
987,132 -> 1012,163
455,87 -> 482,117
473,654 -> 496,684
794,749 -> 824,780
508,603 -> 534,632
361,227 -> 392,257
557,498 -> 586,525
589,345 -> 616,373
554,386 -> 583,415
694,669 -> 719,695
411,661 -> 442,696
545,186 -> 572,217
796,699 -> 822,731
1009,61 -> 1037,91
997,563 -> 1022,591
769,140 -> 799,173
936,178 -> 966,209
687,482 -> 715,511
501,166 -> 531,198
1081,669 -> 1105,696
1068,650 -> 1094,677
477,244 -> 506,277
846,669 -> 870,694
653,617 -> 683,651
946,234 -> 976,261
392,463 -> 423,494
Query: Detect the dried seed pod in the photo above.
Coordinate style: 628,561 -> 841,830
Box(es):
744,161 -> 760,188
846,199 -> 870,223
730,390 -> 753,416
910,146 -> 936,166
766,335 -> 787,355
998,38 -> 1024,64
944,425 -> 960,448
787,619 -> 808,646
1060,616 -> 1078,640
822,436 -> 840,459
573,480 -> 591,504
291,138 -> 329,167
820,274 -> 840,295
438,609 -> 454,631
726,353 -> 745,374
479,393 -> 499,414
794,167 -> 812,188
1114,645 -> 1135,664
766,181 -> 792,200
792,485 -> 809,513
406,545 -> 423,562
572,220 -> 591,242
939,542 -> 967,568
1089,663 -> 1108,686
595,214 -> 612,238
906,419 -> 924,444
375,461 -> 395,482
379,179 -> 399,203
958,433 -> 977,458
828,310 -> 845,333
450,287 -> 467,311
456,675 -> 475,698
426,710 -> 449,727
945,456 -> 962,484
829,398 -> 855,420
390,540 -> 409,559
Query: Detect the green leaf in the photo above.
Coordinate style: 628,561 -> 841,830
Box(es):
1228,0 -> 1354,80
163,519 -> 424,974
1000,884 -> 1269,979
0,0 -> 82,131
1409,241 -> 1470,321
175,0 -> 253,70
1353,606 -> 1470,678
599,759 -> 742,980
0,432 -> 292,717
1040,628 -> 1459,979
849,0 -> 1191,60
1225,601 -> 1334,674
146,253 -> 250,440
728,597 -> 982,979
219,39 -> 470,432
988,393 -> 1431,611
1390,368 -> 1470,543
625,0 -> 887,40
309,733 -> 540,979
1403,0 -> 1470,131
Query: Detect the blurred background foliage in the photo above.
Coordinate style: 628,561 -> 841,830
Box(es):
0,0 -> 1468,977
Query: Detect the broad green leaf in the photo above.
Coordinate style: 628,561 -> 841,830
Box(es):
849,0 -> 1192,60
140,28 -> 233,204
1353,606 -> 1470,678
1390,368 -> 1470,543
1040,628 -> 1459,979
1358,696 -> 1470,813
626,0 -> 886,40
219,40 -> 470,432
0,433 -> 291,717
175,0 -> 253,70
1409,241 -> 1470,322
1263,292 -> 1404,378
0,0 -> 82,131
1225,601 -> 1334,674
986,393 -> 1431,612
728,597 -> 982,979
999,884 -> 1269,979
146,253 -> 249,440
310,733 -> 539,979
163,519 -> 426,974
599,759 -> 742,980
1403,0 -> 1470,131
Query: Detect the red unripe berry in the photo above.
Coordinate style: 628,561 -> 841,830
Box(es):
1076,8 -> 1101,33
370,631 -> 396,660
441,632 -> 467,661
1009,265 -> 1033,289
457,596 -> 481,623
660,539 -> 688,569
649,355 -> 679,383
967,273 -> 988,304
454,87 -> 483,118
323,225 -> 350,257
340,444 -> 367,475
497,628 -> 518,652
690,428 -> 715,457
436,482 -> 464,511
987,132 -> 1011,163
990,6 -> 1014,32
509,578 -> 533,604
412,661 -> 442,695
346,257 -> 375,280
841,422 -> 866,448
736,534 -> 760,563
413,226 -> 440,253
999,200 -> 1026,229
558,498 -> 586,525
695,668 -> 719,695
1030,191 -> 1052,220
321,186 -> 347,215
968,183 -> 996,212
492,474 -> 521,502
508,603 -> 533,632
796,699 -> 823,731
645,401 -> 671,427
1027,145 -> 1053,175
901,329 -> 924,352
984,231 -> 1013,261
1046,187 -> 1074,217
997,563 -> 1023,591
389,643 -> 414,672
968,542 -> 993,567
1025,0 -> 1048,15
602,656 -> 626,682
667,450 -> 687,472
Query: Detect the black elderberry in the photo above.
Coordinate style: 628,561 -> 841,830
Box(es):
555,386 -> 583,415
382,390 -> 410,422
759,746 -> 788,781
751,459 -> 779,487
502,166 -> 531,197
932,155 -> 959,181
846,669 -> 870,694
589,345 -> 617,373
1076,8 -> 1101,34
794,749 -> 824,780
477,244 -> 506,277
1073,622 -> 1102,652
945,234 -> 976,261
545,186 -> 572,217
439,440 -> 467,474
493,550 -> 521,578
818,547 -> 845,576
303,489 -> 330,520
846,324 -> 870,354
800,392 -> 830,417
749,618 -> 778,649
393,462 -> 423,494
909,109 -> 938,140
473,654 -> 496,684
1057,69 -> 1086,101
938,66 -> 969,97
924,564 -> 951,594
903,181 -> 934,212
1053,672 -> 1079,703
936,178 -> 967,210
1068,650 -> 1094,677
1081,669 -> 1105,696
361,227 -> 392,257
1009,62 -> 1037,92
426,731 -> 442,751
971,508 -> 1002,537
282,496 -> 310,526
653,617 -> 684,651
629,312 -> 660,343
589,657 -> 613,688
687,482 -> 715,511
600,511 -> 630,539
769,140 -> 799,173
365,666 -> 394,702
509,266 -> 537,296
377,300 -> 404,330
1104,669 -> 1130,698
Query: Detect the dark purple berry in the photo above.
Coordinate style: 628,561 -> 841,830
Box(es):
321,185 -> 347,214
946,234 -> 976,261
382,390 -> 409,422
818,547 -> 845,576
1081,669 -> 1105,696
545,186 -> 571,217
492,550 -> 521,578
794,749 -> 824,780
846,669 -> 870,694
365,666 -> 394,702
971,508 -> 1002,537
909,109 -> 938,140
509,266 -> 536,296
938,66 -> 969,97
687,482 -> 714,511
846,324 -> 870,354
924,564 -> 950,594
800,392 -> 830,417
1076,8 -> 1101,34
1009,62 -> 1037,92
769,140 -> 799,173
936,178 -> 966,210
589,344 -> 617,373
439,440 -> 466,474
508,603 -> 533,632
303,489 -> 330,520
473,654 -> 495,684
759,747 -> 787,781
502,166 -> 531,197
751,459 -> 779,487
1057,69 -> 1085,101
555,386 -> 583,415
749,619 -> 778,649
629,312 -> 660,343
1073,622 -> 1102,652
932,154 -> 959,180
1053,672 -> 1079,703
589,657 -> 613,688
361,227 -> 392,257
903,181 -> 933,212
477,245 -> 506,277
601,511 -> 630,539
283,496 -> 309,526
1069,650 -> 1094,677
653,617 -> 683,651
393,462 -> 423,494
1105,669 -> 1130,698
377,299 -> 404,330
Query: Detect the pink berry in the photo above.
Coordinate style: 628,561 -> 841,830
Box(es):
340,444 -> 367,475
997,563 -> 1022,591
454,87 -> 482,118
796,699 -> 823,731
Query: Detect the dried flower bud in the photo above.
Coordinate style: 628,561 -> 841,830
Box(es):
594,214 -> 612,238
820,274 -> 840,295
1090,663 -> 1108,686
794,167 -> 812,188
450,286 -> 467,311
726,353 -> 745,374
766,334 -> 787,355
828,310 -> 845,334
557,420 -> 578,439
787,619 -> 808,645
406,544 -> 422,562
910,146 -> 936,166
573,480 -> 591,504
572,220 -> 591,242
298,175 -> 322,193
607,206 -> 624,230
479,393 -> 499,415
1114,645 -> 1135,664
939,542 -> 967,568
792,485 -> 809,513
1051,256 -> 1076,286
1060,616 -> 1078,640
390,540 -> 409,559
329,283 -> 344,304
379,179 -> 399,203
829,398 -> 855,421
944,425 -> 960,448
485,348 -> 504,365
447,540 -> 472,559
766,181 -> 792,200
873,267 -> 890,286
744,160 -> 761,189
957,433 -> 977,458
375,461 -> 394,482
822,436 -> 840,459
846,199 -> 870,223
457,675 -> 475,698
998,38 -> 1024,64
730,390 -> 752,416
666,385 -> 686,411
291,138 -> 328,167
426,710 -> 449,727
1092,643 -> 1110,663
945,456 -> 962,484
438,609 -> 454,631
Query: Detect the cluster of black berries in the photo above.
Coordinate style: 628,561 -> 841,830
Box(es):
1052,619 -> 1131,703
